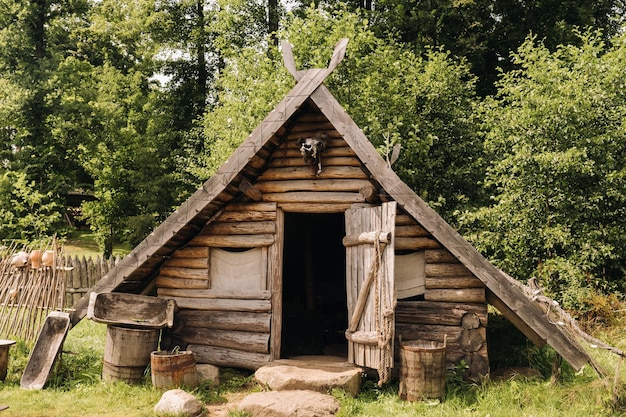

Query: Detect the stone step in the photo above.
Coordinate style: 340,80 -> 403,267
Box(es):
238,390 -> 340,417
254,355 -> 362,397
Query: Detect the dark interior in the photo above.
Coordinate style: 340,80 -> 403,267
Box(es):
281,213 -> 348,358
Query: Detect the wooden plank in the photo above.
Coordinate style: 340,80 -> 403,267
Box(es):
425,249 -> 458,264
155,276 -> 209,289
424,288 -> 486,303
189,344 -> 271,370
178,328 -> 270,354
263,191 -> 364,204
178,310 -> 271,332
225,202 -> 277,212
257,166 -> 367,181
395,224 -> 430,237
159,266 -> 208,280
215,211 -> 277,222
425,275 -> 485,289
157,288 -> 271,299
172,246 -> 209,258
396,301 -> 487,327
278,203 -> 353,213
394,237 -> 441,250
204,221 -> 276,235
162,257 -> 208,269
268,156 -> 362,168
162,296 -> 271,312
189,234 -> 275,248
254,179 -> 372,193
268,147 -> 356,159
269,208 -> 284,360
425,263 -> 471,277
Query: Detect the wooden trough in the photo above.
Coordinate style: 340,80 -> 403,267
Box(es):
21,311 -> 71,389
87,292 -> 175,329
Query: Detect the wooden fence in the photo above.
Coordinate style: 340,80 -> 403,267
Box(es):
0,242 -> 122,342
62,255 -> 122,308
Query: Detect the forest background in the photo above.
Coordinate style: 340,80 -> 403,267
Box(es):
1,0 -> 626,318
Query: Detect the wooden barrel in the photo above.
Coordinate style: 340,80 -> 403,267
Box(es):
399,338 -> 447,401
151,350 -> 199,389
102,325 -> 160,384
0,340 -> 16,381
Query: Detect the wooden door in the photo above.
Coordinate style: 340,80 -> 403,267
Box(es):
344,202 -> 396,384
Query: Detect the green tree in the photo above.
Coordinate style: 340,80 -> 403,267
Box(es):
199,5 -> 483,220
293,1 -> 625,95
460,31 -> 626,310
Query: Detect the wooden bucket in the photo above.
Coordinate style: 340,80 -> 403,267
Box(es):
102,325 -> 159,384
399,338 -> 447,401
150,350 -> 199,390
0,340 -> 16,381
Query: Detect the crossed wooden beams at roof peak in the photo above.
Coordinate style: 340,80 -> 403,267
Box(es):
281,38 -> 349,82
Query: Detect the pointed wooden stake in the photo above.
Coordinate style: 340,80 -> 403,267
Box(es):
281,40 -> 300,81
281,38 -> 349,82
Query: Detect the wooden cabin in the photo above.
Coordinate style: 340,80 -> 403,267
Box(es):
70,39 -> 597,384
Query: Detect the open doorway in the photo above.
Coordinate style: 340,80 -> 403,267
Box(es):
281,213 -> 347,358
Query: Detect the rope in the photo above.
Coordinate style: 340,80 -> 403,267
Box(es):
372,235 -> 394,386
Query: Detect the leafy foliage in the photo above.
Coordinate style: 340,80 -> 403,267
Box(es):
460,31 -> 626,311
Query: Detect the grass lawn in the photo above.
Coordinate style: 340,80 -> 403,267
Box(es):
1,319 -> 626,416
61,231 -> 132,258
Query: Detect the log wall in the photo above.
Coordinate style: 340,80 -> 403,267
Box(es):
155,109 -> 490,377
394,211 -> 489,381
157,202 -> 279,368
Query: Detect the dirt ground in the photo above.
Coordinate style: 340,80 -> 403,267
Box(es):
204,391 -> 247,417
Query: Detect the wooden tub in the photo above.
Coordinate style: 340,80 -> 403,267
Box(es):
87,292 -> 175,329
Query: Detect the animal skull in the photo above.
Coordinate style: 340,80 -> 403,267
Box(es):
298,133 -> 328,176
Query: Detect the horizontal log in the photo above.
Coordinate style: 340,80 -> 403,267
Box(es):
189,234 -> 275,248
178,310 -> 271,332
257,166 -> 367,181
359,184 -> 378,203
216,211 -> 276,222
394,237 -> 441,250
461,313 -> 482,330
158,288 -> 271,299
225,202 -> 277,212
396,300 -> 488,327
163,257 -> 208,269
204,221 -> 276,235
345,330 -> 378,346
171,247 -> 209,259
424,288 -> 486,303
459,328 -> 486,352
425,263 -> 471,277
343,231 -> 391,247
254,179 -> 372,193
156,276 -> 209,289
425,249 -> 457,264
189,344 -> 271,370
239,180 -> 263,202
262,191 -> 365,204
269,156 -> 362,168
178,328 -> 269,354
159,266 -> 208,280
284,133 -> 343,144
395,214 -> 417,226
425,275 -> 484,289
395,224 -> 429,237
278,203 -> 353,213
275,147 -> 356,158
162,296 -> 271,312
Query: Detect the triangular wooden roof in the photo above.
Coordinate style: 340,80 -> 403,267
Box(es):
69,39 -> 599,374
